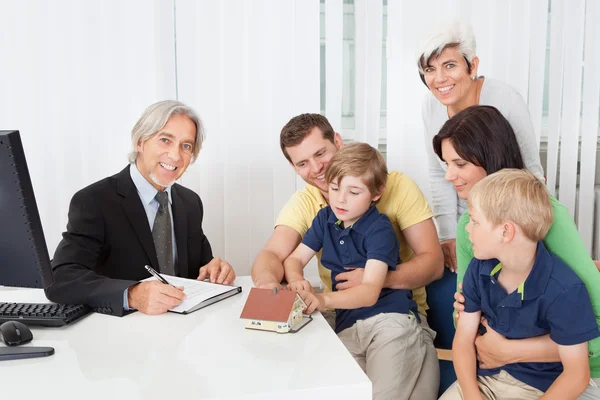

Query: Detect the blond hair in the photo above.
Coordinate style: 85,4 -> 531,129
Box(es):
468,169 -> 553,241
325,142 -> 387,200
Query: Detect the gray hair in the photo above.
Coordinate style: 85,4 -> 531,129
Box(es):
128,100 -> 204,163
417,21 -> 477,77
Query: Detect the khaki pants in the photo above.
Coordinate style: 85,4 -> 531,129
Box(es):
579,378 -> 600,399
410,315 -> 439,400
323,310 -> 439,400
337,313 -> 435,400
439,370 -> 544,400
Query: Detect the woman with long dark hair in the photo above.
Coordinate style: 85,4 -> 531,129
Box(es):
434,105 -> 600,398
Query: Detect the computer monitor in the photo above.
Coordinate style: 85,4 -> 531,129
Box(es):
0,130 -> 54,289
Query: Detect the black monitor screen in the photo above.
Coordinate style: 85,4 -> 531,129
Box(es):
0,130 -> 54,288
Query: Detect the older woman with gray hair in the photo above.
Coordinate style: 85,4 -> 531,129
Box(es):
418,21 -> 544,272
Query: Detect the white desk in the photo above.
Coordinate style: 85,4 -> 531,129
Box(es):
0,277 -> 371,399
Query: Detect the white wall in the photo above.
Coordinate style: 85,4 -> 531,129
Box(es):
0,0 -> 320,278
174,0 -> 320,277
1,0 -> 598,279
0,0 -> 176,255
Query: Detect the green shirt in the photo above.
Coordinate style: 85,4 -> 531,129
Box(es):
456,196 -> 600,377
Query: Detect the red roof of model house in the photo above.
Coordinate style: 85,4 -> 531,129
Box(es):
240,288 -> 300,322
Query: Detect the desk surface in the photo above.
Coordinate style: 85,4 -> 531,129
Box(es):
0,277 -> 371,399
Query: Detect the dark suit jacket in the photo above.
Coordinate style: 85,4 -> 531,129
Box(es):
45,165 -> 214,316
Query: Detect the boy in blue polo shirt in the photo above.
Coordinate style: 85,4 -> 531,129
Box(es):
441,169 -> 600,400
283,142 -> 428,400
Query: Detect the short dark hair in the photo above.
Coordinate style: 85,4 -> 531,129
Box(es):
432,105 -> 525,174
280,114 -> 335,163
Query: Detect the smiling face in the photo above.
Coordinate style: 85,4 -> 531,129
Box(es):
328,175 -> 380,227
441,139 -> 487,200
135,113 -> 196,191
422,46 -> 479,114
466,203 -> 503,260
286,127 -> 343,197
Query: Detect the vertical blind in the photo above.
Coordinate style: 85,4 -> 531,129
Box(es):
1,0 -> 598,277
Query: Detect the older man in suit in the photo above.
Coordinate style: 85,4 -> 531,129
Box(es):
46,100 -> 235,316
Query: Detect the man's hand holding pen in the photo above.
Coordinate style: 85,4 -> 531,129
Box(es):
127,280 -> 186,315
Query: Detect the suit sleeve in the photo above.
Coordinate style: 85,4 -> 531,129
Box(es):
195,194 -> 214,269
45,189 -> 137,317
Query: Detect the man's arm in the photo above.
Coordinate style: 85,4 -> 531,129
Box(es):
542,343 -> 590,400
46,189 -> 139,316
47,186 -> 192,317
453,310 -> 484,400
300,259 -> 387,312
324,259 -> 387,308
384,218 -> 444,289
251,225 -> 302,289
335,218 -> 443,291
475,318 -> 560,368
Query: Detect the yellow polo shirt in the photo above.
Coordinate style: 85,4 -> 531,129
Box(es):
276,171 -> 434,315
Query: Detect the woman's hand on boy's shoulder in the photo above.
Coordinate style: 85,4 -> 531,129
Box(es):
454,283 -> 465,322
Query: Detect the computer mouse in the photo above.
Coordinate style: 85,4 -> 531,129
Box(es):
0,321 -> 33,346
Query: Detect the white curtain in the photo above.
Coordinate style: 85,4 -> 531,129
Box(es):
0,0 -> 176,257
353,0 -> 383,147
386,0 -> 552,204
1,0 -> 599,277
383,0 -> 599,253
579,0 -> 600,253
0,0 -> 320,278
175,0 -> 320,277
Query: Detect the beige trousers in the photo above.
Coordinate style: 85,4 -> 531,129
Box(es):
439,370 -> 544,400
579,378 -> 600,399
337,313 -> 435,400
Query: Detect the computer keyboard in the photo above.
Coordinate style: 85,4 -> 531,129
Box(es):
0,302 -> 92,327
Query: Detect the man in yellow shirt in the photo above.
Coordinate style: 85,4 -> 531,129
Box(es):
251,113 -> 444,399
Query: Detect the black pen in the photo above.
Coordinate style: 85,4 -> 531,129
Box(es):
144,265 -> 178,288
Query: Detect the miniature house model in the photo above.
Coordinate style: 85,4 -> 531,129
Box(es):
240,288 -> 306,333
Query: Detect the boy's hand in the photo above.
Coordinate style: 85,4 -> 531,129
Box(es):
296,290 -> 325,314
288,279 -> 313,292
454,282 -> 465,322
